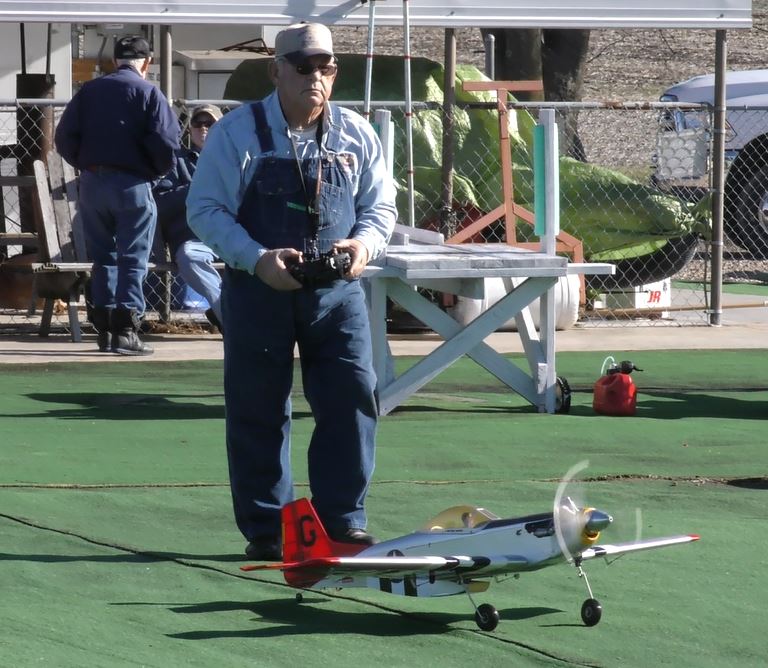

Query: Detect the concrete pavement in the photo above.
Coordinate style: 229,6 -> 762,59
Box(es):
1,319 -> 766,365
1,285 -> 766,364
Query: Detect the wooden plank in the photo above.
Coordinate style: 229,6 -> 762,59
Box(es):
46,152 -> 76,262
32,160 -> 62,263
59,156 -> 88,262
462,80 -> 544,93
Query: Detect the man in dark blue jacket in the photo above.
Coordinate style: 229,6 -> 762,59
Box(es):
55,35 -> 180,355
153,104 -> 223,331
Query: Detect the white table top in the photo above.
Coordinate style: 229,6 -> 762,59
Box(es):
376,243 -> 568,279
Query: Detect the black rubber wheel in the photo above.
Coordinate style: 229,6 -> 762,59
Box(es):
555,376 -> 572,414
295,592 -> 304,604
474,603 -> 500,631
586,233 -> 699,291
724,161 -> 768,257
581,598 -> 602,627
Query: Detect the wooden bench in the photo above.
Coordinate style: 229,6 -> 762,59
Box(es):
34,152 -> 91,340
2,152 -> 224,337
0,156 -> 89,340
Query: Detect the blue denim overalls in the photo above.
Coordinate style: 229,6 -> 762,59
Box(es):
222,102 -> 378,542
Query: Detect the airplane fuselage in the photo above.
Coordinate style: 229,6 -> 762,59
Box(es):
312,512 -> 576,596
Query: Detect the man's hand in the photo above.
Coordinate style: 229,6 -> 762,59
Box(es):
254,248 -> 303,290
332,238 -> 369,280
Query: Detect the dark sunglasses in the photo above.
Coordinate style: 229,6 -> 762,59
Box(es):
190,118 -> 215,129
293,61 -> 338,76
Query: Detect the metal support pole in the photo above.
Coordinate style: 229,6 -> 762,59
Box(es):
158,24 -> 174,322
363,0 -> 376,120
440,28 -> 456,239
402,0 -> 415,226
709,29 -> 727,326
484,33 -> 495,80
159,25 -> 172,101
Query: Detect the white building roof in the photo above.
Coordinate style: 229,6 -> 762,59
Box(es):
0,0 -> 753,29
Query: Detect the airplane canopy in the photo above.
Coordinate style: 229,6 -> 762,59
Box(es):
419,505 -> 500,532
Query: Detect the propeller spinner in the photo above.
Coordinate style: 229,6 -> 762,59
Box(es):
553,461 -> 613,562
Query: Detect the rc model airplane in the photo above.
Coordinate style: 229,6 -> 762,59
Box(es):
242,485 -> 699,630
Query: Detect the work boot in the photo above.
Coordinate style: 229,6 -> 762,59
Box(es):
90,306 -> 112,353
244,537 -> 282,562
111,307 -> 153,356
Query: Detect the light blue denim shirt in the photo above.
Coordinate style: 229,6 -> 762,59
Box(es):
186,91 -> 397,274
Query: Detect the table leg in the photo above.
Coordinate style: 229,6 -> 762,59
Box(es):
379,276 -> 557,414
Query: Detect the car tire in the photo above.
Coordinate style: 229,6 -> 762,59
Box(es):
724,161 -> 768,258
586,233 -> 700,291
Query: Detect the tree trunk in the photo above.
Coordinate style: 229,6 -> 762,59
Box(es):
481,28 -> 543,101
541,29 -> 591,161
481,28 -> 591,160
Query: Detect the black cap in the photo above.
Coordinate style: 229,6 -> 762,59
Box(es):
114,35 -> 152,60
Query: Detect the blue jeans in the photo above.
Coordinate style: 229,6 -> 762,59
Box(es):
175,240 -> 222,322
79,170 -> 156,312
222,270 -> 378,541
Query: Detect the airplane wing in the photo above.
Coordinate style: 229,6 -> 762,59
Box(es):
581,534 -> 699,560
242,554 -> 528,579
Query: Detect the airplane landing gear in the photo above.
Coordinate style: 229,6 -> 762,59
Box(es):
474,603 -> 500,631
574,556 -> 602,626
464,584 -> 500,631
581,598 -> 602,626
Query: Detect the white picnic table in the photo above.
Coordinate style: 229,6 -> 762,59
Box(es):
364,239 -> 613,415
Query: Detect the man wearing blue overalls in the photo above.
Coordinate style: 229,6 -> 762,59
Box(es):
187,23 -> 397,561
55,35 -> 180,355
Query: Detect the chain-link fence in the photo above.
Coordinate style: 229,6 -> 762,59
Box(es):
2,97 -> 766,337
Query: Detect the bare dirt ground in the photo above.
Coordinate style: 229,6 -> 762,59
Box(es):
333,5 -> 768,101
333,6 -> 768,166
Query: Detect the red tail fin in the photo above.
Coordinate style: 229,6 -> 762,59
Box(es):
281,498 -> 366,563
281,498 -> 334,563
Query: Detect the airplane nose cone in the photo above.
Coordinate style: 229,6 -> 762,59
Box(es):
585,509 -> 613,533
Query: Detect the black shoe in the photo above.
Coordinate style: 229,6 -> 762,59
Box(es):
245,537 -> 282,562
111,307 -> 153,356
112,330 -> 153,356
328,527 -> 378,546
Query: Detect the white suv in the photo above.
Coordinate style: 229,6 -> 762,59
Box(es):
653,69 -> 768,256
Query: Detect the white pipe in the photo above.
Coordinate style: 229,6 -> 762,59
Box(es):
539,107 -> 558,413
403,0 -> 415,227
375,108 -> 395,178
540,108 -> 559,255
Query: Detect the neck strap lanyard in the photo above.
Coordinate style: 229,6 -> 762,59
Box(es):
288,115 -> 324,230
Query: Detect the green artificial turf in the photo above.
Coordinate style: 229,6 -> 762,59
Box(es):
673,280 -> 768,296
1,352 -> 766,667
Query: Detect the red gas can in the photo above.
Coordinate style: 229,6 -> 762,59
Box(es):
593,357 -> 642,416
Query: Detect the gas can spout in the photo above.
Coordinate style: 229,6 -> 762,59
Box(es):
618,360 -> 642,374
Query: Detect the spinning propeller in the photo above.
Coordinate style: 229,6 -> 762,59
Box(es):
552,460 -> 641,626
553,460 -> 613,564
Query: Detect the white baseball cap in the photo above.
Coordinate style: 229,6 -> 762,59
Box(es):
274,23 -> 334,63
